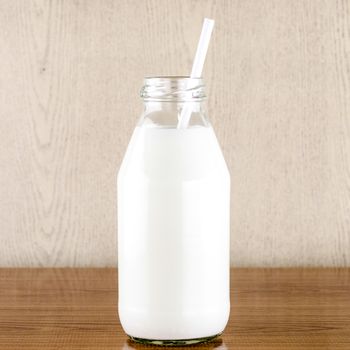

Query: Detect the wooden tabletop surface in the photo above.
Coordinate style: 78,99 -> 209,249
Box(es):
0,268 -> 349,349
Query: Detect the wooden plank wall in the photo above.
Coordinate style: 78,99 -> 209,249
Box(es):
0,0 -> 349,266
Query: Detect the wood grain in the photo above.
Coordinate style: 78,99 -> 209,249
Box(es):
0,0 -> 350,266
0,268 -> 349,349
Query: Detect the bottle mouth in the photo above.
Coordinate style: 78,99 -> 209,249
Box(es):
140,76 -> 206,102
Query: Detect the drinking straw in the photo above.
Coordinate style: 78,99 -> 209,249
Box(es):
177,18 -> 215,129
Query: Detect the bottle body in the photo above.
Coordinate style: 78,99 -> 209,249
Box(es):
117,77 -> 230,343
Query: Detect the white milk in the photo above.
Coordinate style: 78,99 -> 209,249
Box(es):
118,125 -> 230,340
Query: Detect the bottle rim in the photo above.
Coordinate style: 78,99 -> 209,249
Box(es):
140,76 -> 206,102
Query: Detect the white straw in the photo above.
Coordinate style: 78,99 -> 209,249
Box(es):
190,18 -> 215,78
177,18 -> 215,129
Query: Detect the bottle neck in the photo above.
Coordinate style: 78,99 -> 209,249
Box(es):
139,76 -> 209,128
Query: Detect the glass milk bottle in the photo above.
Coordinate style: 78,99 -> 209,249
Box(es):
118,76 -> 230,345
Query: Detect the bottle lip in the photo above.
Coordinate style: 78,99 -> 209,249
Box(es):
141,76 -> 206,102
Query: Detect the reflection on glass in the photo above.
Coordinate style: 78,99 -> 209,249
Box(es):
123,337 -> 227,350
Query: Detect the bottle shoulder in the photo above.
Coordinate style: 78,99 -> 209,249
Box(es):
118,125 -> 229,183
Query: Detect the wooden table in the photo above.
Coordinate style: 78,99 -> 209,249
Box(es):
0,268 -> 349,349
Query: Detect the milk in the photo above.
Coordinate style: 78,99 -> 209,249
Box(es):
118,125 -> 230,341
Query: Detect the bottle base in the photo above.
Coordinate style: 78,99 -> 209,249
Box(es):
128,333 -> 221,346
